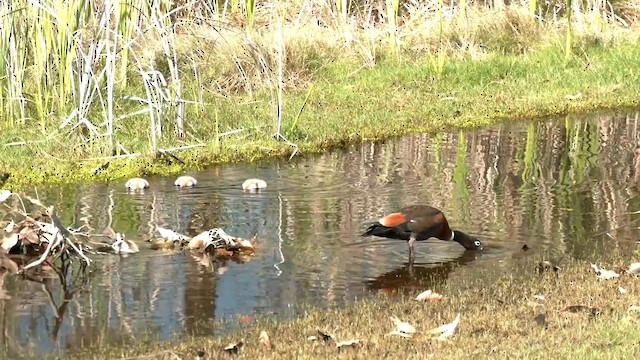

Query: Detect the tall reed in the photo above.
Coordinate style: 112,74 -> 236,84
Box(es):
385,0 -> 400,57
0,0 -> 633,161
0,1 -> 28,125
459,0 -> 468,22
529,0 -> 538,18
116,0 -> 137,88
243,0 -> 257,29
429,0 -> 447,78
565,0 -> 573,63
147,0 -> 186,138
274,9 -> 285,138
334,0 -> 350,23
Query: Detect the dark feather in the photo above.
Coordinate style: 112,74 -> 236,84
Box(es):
361,224 -> 411,240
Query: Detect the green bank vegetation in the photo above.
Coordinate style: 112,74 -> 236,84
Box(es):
1,0 -> 640,189
64,254 -> 640,359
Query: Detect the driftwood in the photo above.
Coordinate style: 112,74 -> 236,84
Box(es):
154,226 -> 256,262
19,207 -> 92,272
1,192 -> 92,273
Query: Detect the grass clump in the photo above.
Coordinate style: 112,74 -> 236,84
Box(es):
2,40 -> 640,190
62,254 -> 640,359
1,1 -> 640,189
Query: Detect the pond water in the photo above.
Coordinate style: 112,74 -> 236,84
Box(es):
3,110 -> 640,358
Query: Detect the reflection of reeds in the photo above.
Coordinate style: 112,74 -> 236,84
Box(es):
275,192 -> 285,276
3,112 -> 640,355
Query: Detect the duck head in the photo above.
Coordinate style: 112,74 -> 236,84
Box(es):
453,230 -> 483,251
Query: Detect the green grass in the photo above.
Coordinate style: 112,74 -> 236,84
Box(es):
60,254 -> 640,359
1,40 -> 639,190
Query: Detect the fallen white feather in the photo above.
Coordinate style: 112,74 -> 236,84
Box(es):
0,190 -> 11,203
1,233 -> 18,250
597,269 -> 620,280
390,315 -> 416,334
428,313 -> 460,341
415,289 -> 444,302
628,305 -> 640,312
336,339 -> 359,349
591,263 -> 620,280
627,262 -> 640,275
259,330 -> 271,349
3,220 -> 14,233
386,330 -> 412,338
619,287 -> 627,294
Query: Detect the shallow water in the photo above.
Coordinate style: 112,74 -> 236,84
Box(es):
3,110 -> 640,357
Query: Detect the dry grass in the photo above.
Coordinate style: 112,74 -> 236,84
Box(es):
136,1 -> 640,96
65,252 -> 640,359
2,0 -> 640,189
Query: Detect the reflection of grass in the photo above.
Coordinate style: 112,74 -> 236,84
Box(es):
452,131 -> 470,219
69,255 -> 640,359
522,122 -> 541,184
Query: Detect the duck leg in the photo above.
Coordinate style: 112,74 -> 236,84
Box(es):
408,235 -> 416,265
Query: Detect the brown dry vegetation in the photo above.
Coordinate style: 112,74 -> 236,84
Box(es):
160,1 -> 640,95
66,252 -> 640,359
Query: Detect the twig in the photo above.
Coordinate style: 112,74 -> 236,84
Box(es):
219,128 -> 245,137
4,132 -> 60,147
275,132 -> 300,160
80,153 -> 143,162
19,207 -> 92,272
117,143 -> 131,155
41,283 -> 61,318
157,144 -> 205,152
121,350 -> 185,360
4,141 -> 27,146
49,207 -> 72,238
20,229 -> 61,273
66,239 -> 92,265
157,149 -> 185,165
346,60 -> 375,78
49,207 -> 91,265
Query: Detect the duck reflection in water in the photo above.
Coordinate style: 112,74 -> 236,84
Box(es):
366,251 -> 482,297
